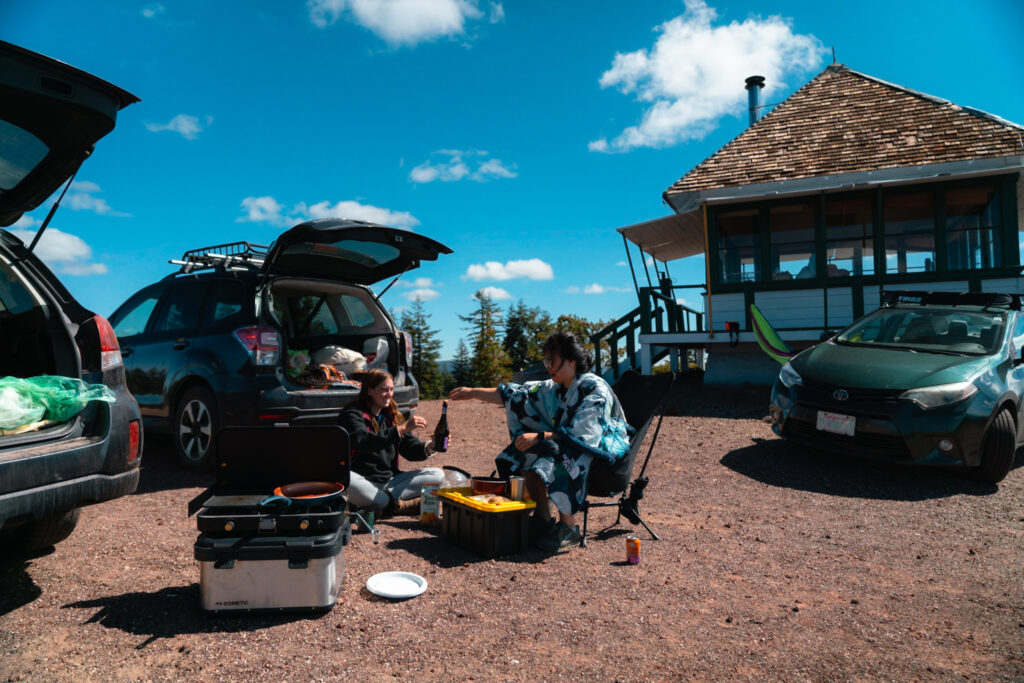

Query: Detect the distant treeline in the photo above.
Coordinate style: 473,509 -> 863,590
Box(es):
397,291 -> 608,399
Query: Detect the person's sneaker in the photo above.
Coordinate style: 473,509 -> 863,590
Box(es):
537,521 -> 582,553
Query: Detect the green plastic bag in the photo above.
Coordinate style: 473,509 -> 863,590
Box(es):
0,376 -> 115,428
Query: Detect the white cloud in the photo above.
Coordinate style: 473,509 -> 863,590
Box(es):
488,2 -> 504,23
616,261 -> 627,267
238,195 -> 420,230
403,277 -> 435,288
145,114 -> 213,140
12,215 -> 40,229
583,283 -> 631,294
10,228 -> 108,276
403,288 -> 440,301
65,181 -> 131,217
590,0 -> 824,152
141,3 -> 166,19
308,0 -> 486,46
476,286 -> 512,300
564,286 -> 581,294
409,150 -> 517,183
463,258 -> 553,281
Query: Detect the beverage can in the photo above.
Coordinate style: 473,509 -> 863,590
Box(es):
626,536 -> 641,564
420,483 -> 440,525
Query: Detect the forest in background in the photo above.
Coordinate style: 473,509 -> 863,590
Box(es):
396,291 -> 609,399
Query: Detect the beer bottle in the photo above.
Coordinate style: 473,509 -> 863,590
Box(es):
432,401 -> 450,452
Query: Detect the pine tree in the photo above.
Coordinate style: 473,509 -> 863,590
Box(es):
459,290 -> 511,386
503,299 -> 553,372
449,339 -> 474,387
398,298 -> 444,399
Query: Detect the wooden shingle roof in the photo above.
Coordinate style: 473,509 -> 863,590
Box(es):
664,64 -> 1024,198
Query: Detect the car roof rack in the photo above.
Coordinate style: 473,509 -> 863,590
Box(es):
882,290 -> 1022,311
169,241 -> 269,274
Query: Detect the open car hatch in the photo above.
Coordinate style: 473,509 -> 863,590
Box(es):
263,219 -> 453,285
0,41 -> 139,228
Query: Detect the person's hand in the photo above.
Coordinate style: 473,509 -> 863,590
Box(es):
401,415 -> 427,434
449,387 -> 471,401
514,433 -> 541,451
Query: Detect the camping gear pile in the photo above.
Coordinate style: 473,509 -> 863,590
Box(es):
187,425 -> 351,613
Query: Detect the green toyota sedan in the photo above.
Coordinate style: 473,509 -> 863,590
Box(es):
770,291 -> 1022,483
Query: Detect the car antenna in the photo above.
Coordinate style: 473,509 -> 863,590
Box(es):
25,157 -> 85,256
376,262 -> 416,299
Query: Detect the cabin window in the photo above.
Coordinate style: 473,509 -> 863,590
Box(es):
884,192 -> 935,274
945,185 -> 1002,270
768,202 -> 816,281
825,195 -> 874,276
716,209 -> 759,283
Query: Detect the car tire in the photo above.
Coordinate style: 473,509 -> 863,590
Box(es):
2,508 -> 82,554
174,386 -> 218,471
975,408 -> 1016,484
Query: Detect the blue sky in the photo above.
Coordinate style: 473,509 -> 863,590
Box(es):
5,0 -> 1023,358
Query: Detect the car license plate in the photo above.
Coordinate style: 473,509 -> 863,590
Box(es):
816,411 -> 855,436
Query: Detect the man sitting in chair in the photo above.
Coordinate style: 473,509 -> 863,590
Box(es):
449,332 -> 631,553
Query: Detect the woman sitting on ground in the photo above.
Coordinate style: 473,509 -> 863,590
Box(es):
339,368 -> 444,517
449,332 -> 631,552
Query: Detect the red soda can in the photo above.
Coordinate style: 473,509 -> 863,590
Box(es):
626,536 -> 641,564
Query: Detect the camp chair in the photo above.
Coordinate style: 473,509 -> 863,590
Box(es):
580,370 -> 676,547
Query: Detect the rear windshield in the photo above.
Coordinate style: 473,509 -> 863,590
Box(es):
0,120 -> 49,191
279,240 -> 402,269
270,288 -> 389,337
837,307 -> 1006,355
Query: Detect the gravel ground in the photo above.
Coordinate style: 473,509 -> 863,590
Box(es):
1,383 -> 1023,681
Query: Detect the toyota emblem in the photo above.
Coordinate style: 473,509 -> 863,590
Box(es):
833,389 -> 849,401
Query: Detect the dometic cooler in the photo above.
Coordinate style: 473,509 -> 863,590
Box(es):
188,425 -> 351,614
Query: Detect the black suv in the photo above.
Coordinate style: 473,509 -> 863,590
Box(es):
0,42 -> 142,551
109,220 -> 451,470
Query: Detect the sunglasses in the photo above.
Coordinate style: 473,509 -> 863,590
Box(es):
543,358 -> 563,370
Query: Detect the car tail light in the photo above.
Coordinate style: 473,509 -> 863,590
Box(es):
95,315 -> 123,371
128,419 -> 141,464
403,330 -> 413,368
233,326 -> 281,366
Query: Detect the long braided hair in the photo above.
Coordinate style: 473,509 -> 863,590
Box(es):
350,368 -> 403,433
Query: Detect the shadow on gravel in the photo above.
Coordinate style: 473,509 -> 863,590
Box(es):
383,533 -> 550,566
665,381 -> 772,421
0,558 -> 44,617
133,435 -> 215,495
721,438 -> 1006,500
63,583 -> 325,648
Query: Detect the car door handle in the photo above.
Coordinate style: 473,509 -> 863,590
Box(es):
173,338 -> 190,350
121,346 -> 133,357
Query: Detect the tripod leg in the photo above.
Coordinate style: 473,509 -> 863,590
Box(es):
635,512 -> 660,541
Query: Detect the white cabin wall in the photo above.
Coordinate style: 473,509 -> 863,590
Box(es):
825,287 -> 854,327
707,293 -> 745,330
755,289 -> 825,329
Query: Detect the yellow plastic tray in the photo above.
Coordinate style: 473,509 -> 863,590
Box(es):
438,487 -> 535,512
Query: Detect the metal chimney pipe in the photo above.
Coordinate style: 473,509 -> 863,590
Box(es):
745,75 -> 765,125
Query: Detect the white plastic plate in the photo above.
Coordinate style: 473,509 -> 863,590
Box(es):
366,571 -> 428,599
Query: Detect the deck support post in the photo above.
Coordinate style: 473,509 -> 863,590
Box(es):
640,343 -> 653,375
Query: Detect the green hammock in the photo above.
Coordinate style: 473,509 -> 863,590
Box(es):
749,304 -> 796,365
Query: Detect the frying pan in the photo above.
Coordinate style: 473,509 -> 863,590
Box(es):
257,481 -> 345,511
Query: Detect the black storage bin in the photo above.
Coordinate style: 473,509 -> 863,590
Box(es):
439,488 -> 535,558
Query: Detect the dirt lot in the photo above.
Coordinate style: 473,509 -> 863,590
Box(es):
1,385 -> 1023,681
